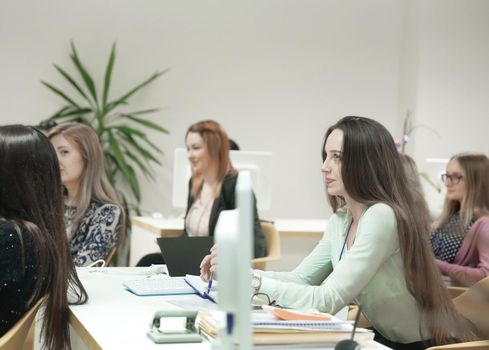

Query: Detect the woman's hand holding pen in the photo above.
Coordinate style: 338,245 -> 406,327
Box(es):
200,244 -> 217,282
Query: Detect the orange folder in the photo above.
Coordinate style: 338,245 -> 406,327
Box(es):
262,305 -> 333,321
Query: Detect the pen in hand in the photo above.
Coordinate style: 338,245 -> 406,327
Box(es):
207,271 -> 214,294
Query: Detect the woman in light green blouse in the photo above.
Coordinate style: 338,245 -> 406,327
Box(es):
201,116 -> 476,349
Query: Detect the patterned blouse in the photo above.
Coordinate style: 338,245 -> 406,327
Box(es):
429,211 -> 475,263
64,201 -> 122,267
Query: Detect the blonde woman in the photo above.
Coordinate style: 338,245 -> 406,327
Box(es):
49,122 -> 124,266
430,153 -> 489,286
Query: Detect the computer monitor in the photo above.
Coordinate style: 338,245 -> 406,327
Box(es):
214,171 -> 253,349
172,148 -> 272,211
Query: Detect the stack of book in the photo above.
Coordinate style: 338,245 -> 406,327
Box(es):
196,307 -> 374,345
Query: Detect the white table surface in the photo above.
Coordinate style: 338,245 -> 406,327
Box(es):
70,267 -> 213,349
69,267 -> 391,350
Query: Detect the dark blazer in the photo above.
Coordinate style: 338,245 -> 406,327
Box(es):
185,172 -> 266,258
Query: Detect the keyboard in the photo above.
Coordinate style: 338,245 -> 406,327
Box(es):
123,276 -> 196,296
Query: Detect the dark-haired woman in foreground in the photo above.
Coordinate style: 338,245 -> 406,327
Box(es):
202,116 -> 476,349
0,125 -> 87,349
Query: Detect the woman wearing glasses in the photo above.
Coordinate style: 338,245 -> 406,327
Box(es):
429,153 -> 489,286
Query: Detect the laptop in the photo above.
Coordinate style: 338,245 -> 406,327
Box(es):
156,236 -> 214,277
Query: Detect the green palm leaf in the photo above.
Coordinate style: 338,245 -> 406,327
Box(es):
42,41 -> 169,262
121,114 -> 169,133
105,68 -> 169,114
54,64 -> 91,104
108,130 -> 140,201
41,81 -> 81,108
119,132 -> 161,165
102,43 -> 116,109
70,41 -> 98,107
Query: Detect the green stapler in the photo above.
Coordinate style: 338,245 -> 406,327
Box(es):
147,310 -> 203,344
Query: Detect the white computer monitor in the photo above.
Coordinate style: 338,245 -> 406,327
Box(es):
214,171 -> 253,349
172,148 -> 272,211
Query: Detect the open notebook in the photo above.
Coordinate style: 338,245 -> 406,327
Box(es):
184,275 -> 218,303
122,274 -> 217,299
197,309 -> 374,345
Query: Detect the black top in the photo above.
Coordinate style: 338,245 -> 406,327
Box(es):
0,220 -> 39,336
185,172 -> 266,258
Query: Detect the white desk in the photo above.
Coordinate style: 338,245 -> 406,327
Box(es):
69,267 -> 212,349
68,267 -> 391,350
130,217 -> 328,268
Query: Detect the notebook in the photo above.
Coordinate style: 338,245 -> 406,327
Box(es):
184,274 -> 218,303
157,236 -> 214,277
197,310 -> 375,345
122,276 -> 195,296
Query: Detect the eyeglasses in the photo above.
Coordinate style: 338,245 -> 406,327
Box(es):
441,173 -> 463,185
251,292 -> 277,309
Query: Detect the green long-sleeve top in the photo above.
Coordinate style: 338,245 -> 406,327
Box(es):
255,203 -> 430,343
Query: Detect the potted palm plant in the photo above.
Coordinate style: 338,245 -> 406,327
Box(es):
40,42 -> 169,263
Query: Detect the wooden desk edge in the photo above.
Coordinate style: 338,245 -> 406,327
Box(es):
69,309 -> 103,350
131,217 -> 325,239
279,231 -> 324,238
131,218 -> 183,237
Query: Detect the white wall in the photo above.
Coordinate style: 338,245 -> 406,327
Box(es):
1,0 -> 488,221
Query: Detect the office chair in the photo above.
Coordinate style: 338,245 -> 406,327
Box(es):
427,276 -> 489,349
427,341 -> 489,350
448,286 -> 468,299
452,276 -> 489,339
104,245 -> 118,266
0,296 -> 46,350
347,305 -> 371,328
252,222 -> 281,270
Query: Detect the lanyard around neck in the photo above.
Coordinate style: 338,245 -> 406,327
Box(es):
339,219 -> 354,261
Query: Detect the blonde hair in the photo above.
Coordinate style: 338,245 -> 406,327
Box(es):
48,122 -> 124,242
186,120 -> 236,198
435,153 -> 489,228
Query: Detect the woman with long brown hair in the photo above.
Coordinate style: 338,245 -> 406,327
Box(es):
185,120 -> 265,255
201,116 -> 476,349
48,122 -> 124,266
0,125 -> 87,349
137,120 -> 264,266
430,153 -> 489,286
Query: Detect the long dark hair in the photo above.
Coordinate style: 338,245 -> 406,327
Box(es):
0,125 -> 87,350
322,116 -> 475,344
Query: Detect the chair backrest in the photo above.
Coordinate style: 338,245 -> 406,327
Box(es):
0,296 -> 45,349
252,222 -> 281,270
427,340 -> 489,350
105,245 -> 117,266
452,276 -> 489,339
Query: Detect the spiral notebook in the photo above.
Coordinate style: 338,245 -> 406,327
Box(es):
197,310 -> 375,345
251,310 -> 353,332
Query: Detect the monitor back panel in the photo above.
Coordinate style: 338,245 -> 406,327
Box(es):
157,236 -> 214,277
